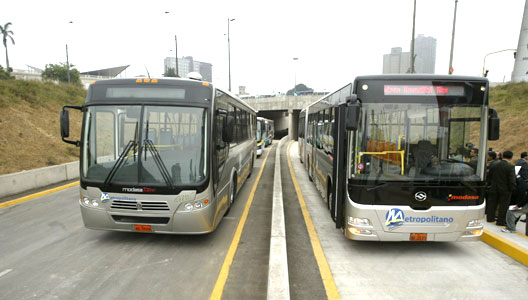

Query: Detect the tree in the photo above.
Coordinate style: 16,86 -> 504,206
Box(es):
287,83 -> 313,95
0,64 -> 13,80
164,67 -> 177,77
42,63 -> 81,85
0,22 -> 14,71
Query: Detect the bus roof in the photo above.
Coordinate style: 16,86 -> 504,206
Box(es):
354,74 -> 488,83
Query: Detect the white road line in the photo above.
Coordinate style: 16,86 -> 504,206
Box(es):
267,137 -> 290,300
0,269 -> 13,278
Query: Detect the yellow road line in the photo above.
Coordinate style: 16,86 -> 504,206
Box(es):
482,229 -> 528,267
286,141 -> 341,300
209,146 -> 273,300
0,181 -> 80,209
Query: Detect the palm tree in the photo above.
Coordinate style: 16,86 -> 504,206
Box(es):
0,22 -> 15,70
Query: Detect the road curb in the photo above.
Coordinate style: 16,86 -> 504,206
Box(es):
481,230 -> 528,267
267,137 -> 290,300
0,181 -> 80,209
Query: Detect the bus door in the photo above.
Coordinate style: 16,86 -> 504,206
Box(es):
331,103 -> 348,228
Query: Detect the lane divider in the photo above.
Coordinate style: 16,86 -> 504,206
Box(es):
209,145 -> 273,300
267,137 -> 290,300
0,181 -> 80,209
286,141 -> 341,300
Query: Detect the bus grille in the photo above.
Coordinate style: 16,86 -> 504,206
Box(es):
111,200 -> 170,211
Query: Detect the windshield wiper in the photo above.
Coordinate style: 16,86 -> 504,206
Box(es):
144,139 -> 174,189
104,139 -> 136,186
104,121 -> 138,187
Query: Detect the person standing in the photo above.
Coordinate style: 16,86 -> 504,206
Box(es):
486,150 -> 516,225
513,152 -> 528,206
469,148 -> 478,171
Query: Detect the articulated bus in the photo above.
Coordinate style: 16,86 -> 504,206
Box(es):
60,77 -> 257,234
256,117 -> 266,156
298,74 -> 500,241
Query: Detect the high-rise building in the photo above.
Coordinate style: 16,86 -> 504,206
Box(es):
383,47 -> 411,74
383,34 -> 436,74
164,56 -> 213,82
413,34 -> 437,74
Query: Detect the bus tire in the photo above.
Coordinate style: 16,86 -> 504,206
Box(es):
248,156 -> 254,178
225,174 -> 237,215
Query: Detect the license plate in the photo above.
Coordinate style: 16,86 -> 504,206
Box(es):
410,233 -> 427,241
134,225 -> 152,232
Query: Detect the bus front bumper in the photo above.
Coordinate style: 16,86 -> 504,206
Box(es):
80,201 -> 218,235
344,201 -> 485,242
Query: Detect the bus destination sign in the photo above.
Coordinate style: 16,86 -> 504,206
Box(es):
384,85 -> 465,96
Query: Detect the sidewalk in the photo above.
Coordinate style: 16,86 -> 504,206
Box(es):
482,217 -> 528,267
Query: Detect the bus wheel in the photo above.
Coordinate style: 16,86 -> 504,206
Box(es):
248,156 -> 254,178
225,174 -> 237,215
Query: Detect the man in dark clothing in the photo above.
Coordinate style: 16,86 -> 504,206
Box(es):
486,150 -> 516,225
515,152 -> 528,182
512,152 -> 528,206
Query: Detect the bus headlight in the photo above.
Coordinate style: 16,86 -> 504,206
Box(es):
81,196 -> 102,209
348,217 -> 371,226
181,200 -> 209,212
466,219 -> 483,228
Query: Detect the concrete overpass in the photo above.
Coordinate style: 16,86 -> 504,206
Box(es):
241,94 -> 323,140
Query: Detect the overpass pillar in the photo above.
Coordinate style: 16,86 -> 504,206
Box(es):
288,110 -> 299,140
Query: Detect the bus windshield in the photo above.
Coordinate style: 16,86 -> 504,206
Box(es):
350,102 -> 484,182
82,105 -> 207,186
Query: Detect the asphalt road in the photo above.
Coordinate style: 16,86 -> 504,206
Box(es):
287,141 -> 528,300
1,140 -> 528,300
0,145 -> 275,300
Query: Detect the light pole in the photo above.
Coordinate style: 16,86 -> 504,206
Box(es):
228,18 -> 235,92
482,49 -> 516,77
448,0 -> 458,75
66,21 -> 74,83
293,57 -> 298,95
410,0 -> 416,74
164,12 -> 179,77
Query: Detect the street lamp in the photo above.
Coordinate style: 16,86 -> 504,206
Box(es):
293,57 -> 298,95
66,21 -> 73,84
482,49 -> 516,77
448,0 -> 458,75
228,18 -> 235,92
410,0 -> 416,74
164,12 -> 179,77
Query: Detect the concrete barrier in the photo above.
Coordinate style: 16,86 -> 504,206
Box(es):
0,161 -> 79,199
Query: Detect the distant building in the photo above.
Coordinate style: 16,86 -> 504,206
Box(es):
164,56 -> 213,82
383,34 -> 436,74
383,47 -> 411,74
413,34 -> 437,74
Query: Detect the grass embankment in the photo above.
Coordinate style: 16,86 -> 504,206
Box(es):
0,80 -> 85,175
0,79 -> 526,176
487,82 -> 528,156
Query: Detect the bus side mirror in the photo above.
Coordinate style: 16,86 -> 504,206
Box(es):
60,106 -> 83,146
345,95 -> 360,131
60,109 -> 70,138
488,108 -> 500,141
223,115 -> 234,143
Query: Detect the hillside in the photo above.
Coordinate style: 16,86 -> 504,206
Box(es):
0,79 -> 527,176
0,80 -> 85,175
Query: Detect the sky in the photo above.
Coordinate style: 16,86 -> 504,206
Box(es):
1,0 -> 525,95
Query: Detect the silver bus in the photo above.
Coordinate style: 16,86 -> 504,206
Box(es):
298,75 -> 500,241
256,117 -> 266,156
60,77 -> 257,234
